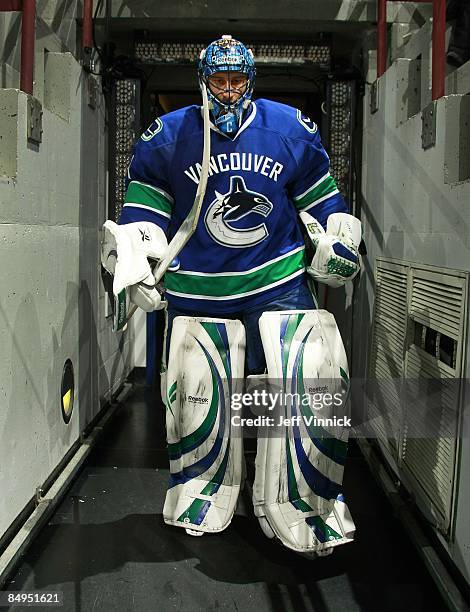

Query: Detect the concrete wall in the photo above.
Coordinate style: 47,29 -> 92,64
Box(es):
0,12 -> 73,92
0,1 -> 81,73
355,52 -> 470,582
0,6 -> 132,541
39,0 -> 82,55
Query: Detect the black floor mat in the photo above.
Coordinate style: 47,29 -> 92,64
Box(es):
2,383 -> 446,612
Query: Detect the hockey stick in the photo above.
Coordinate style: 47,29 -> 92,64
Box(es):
113,85 -> 211,332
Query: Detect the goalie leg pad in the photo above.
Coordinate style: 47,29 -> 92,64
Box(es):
163,316 -> 245,534
252,310 -> 356,554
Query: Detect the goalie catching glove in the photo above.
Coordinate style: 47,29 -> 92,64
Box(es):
101,220 -> 168,311
300,211 -> 362,288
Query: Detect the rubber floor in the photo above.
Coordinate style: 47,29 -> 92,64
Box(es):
2,379 -> 447,612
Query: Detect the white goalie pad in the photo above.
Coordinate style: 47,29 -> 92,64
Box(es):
163,316 -> 245,534
252,310 -> 355,555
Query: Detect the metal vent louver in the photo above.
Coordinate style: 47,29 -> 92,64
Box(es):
367,261 -> 408,459
368,259 -> 468,537
401,268 -> 467,532
410,272 -> 465,340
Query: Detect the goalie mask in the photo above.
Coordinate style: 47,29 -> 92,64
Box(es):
198,35 -> 256,136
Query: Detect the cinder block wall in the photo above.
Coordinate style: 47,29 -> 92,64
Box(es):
354,62 -> 470,380
354,59 -> 470,582
0,6 -> 132,540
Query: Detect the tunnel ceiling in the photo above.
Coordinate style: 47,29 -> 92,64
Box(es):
102,0 -> 430,26
94,0 -> 431,70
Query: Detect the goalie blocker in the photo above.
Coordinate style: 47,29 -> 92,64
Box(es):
300,211 -> 362,288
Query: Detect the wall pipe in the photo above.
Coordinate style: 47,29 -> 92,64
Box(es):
20,0 -> 35,95
377,0 -> 387,78
432,0 -> 445,100
376,0 -> 446,100
82,0 -> 93,53
0,0 -> 35,95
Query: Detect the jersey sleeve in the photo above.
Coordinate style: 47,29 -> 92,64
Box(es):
119,125 -> 174,233
287,119 -> 347,230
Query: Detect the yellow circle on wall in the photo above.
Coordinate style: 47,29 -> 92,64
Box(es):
61,359 -> 74,424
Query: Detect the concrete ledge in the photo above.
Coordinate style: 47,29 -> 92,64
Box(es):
446,60 -> 470,96
0,89 -> 19,177
393,18 -> 432,61
44,52 -> 73,122
445,95 -> 470,184
396,58 -> 421,126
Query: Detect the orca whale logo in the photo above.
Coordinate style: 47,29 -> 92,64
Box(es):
296,109 -> 317,133
204,176 -> 274,247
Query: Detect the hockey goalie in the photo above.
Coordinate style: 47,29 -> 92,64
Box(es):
101,35 -> 361,556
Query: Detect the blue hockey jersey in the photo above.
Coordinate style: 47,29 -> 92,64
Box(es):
120,98 -> 347,314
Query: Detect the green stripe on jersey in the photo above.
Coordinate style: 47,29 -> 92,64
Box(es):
294,174 -> 338,210
165,249 -> 306,298
125,181 -> 173,215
